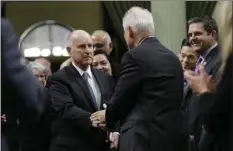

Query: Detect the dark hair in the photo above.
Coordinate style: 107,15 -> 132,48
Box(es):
94,49 -> 110,60
187,16 -> 218,38
181,38 -> 190,48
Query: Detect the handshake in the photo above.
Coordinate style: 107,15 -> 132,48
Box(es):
90,104 -> 107,129
90,104 -> 119,149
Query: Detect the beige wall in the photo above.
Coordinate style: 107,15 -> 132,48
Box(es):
6,1 -> 104,36
151,1 -> 186,54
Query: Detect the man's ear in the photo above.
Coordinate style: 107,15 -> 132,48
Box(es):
109,42 -> 113,50
128,26 -> 134,39
67,47 -> 71,55
211,30 -> 217,38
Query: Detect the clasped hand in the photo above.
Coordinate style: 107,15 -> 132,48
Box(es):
90,110 -> 106,129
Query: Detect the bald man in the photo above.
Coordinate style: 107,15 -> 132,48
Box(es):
92,30 -> 113,55
60,30 -> 112,69
47,30 -> 114,151
60,30 -> 120,82
92,30 -> 120,82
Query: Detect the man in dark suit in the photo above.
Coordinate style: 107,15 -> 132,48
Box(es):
182,16 -> 221,150
1,18 -> 46,151
91,6 -> 184,151
47,30 -> 114,151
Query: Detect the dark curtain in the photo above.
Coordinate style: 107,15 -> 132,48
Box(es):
186,1 -> 217,21
1,1 -> 6,17
185,1 -> 217,37
102,1 -> 151,62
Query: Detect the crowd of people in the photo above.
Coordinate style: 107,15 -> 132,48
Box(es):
1,2 -> 232,151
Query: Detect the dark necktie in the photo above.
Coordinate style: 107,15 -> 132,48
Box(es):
82,72 -> 98,109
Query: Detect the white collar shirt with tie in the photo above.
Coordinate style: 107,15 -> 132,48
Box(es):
72,62 -> 101,110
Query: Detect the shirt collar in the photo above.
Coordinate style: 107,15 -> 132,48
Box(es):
72,61 -> 92,79
201,43 -> 218,58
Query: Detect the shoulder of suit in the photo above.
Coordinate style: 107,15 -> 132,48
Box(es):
49,66 -> 70,81
1,18 -> 14,32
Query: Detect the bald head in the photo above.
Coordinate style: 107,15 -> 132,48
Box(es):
67,30 -> 94,70
68,30 -> 91,47
91,30 -> 112,55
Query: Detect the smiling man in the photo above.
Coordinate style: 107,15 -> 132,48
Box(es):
179,39 -> 197,72
182,16 -> 222,150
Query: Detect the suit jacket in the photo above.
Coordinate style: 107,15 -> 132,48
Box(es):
108,56 -> 121,83
181,45 -> 221,145
106,37 -> 184,151
198,53 -> 232,151
47,64 -> 114,151
20,87 -> 52,151
1,18 -> 46,151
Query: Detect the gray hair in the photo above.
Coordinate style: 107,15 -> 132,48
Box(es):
27,61 -> 46,73
122,6 -> 155,35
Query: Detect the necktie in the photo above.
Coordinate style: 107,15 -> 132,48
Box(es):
82,72 -> 99,109
195,56 -> 204,73
183,77 -> 188,88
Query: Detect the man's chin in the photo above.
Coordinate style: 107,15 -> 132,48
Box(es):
192,46 -> 202,53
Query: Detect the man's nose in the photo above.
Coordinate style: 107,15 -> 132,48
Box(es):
183,57 -> 189,63
84,47 -> 93,54
96,64 -> 103,70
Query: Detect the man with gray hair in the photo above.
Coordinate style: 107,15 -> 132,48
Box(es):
91,6 -> 184,151
27,61 -> 47,86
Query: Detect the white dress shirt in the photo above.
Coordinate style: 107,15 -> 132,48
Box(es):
72,62 -> 101,109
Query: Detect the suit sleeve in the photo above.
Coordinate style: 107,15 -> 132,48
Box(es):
1,19 -> 44,115
199,54 -> 232,134
48,78 -> 93,131
106,52 -> 143,129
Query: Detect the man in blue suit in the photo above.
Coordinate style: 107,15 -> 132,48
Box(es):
1,18 -> 46,151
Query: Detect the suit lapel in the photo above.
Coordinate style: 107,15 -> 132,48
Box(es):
182,84 -> 191,107
69,64 -> 98,111
204,46 -> 219,72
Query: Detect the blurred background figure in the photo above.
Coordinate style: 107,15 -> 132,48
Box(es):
35,58 -> 52,79
92,49 -> 112,76
179,38 -> 198,72
92,30 -> 120,81
1,18 -> 46,151
92,30 -> 113,55
28,61 -> 47,86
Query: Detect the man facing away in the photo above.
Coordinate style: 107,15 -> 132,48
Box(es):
47,30 -> 114,151
90,6 -> 184,151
